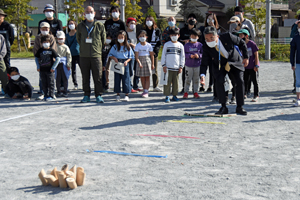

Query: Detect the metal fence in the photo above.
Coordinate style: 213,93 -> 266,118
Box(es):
256,37 -> 292,45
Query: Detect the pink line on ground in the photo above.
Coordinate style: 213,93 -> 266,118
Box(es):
136,134 -> 200,139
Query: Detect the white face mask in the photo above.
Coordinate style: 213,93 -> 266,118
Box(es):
11,75 -> 20,81
69,24 -> 75,30
112,12 -> 120,19
41,31 -> 49,36
45,11 -> 53,18
171,36 -> 178,42
58,39 -> 64,44
139,37 -> 146,42
146,20 -> 153,27
118,39 -> 124,43
190,38 -> 198,42
207,18 -> 214,24
85,13 -> 94,21
129,24 -> 136,30
43,42 -> 50,48
105,39 -> 111,44
206,40 -> 217,48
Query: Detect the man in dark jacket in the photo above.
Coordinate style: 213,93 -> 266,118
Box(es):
0,9 -> 14,70
200,26 -> 249,115
38,4 -> 63,37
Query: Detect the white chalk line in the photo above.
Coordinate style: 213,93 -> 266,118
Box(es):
0,103 -> 75,123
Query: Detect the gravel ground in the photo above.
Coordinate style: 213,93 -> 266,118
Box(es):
0,59 -> 299,200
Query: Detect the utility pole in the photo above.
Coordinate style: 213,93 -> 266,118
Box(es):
236,0 -> 239,6
265,0 -> 271,60
120,0 -> 125,22
54,0 -> 58,18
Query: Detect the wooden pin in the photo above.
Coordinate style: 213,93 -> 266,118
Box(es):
66,178 -> 77,189
38,169 -> 48,186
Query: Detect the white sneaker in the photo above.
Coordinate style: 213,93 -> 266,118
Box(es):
153,87 -> 162,92
36,94 -> 44,100
293,100 -> 300,107
116,95 -> 120,101
124,96 -> 129,101
74,86 -> 78,90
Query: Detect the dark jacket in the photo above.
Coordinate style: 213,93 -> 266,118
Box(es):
200,32 -> 248,75
0,21 -> 14,49
290,34 -> 300,65
146,27 -> 162,57
6,76 -> 33,98
38,18 -> 63,37
179,24 -> 196,45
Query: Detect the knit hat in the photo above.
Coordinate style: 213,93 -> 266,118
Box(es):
44,4 -> 55,12
0,9 -> 7,16
126,17 -> 137,24
40,22 -> 50,28
234,6 -> 244,13
56,31 -> 65,39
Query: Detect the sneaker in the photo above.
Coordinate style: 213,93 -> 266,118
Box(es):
183,92 -> 188,99
172,96 -> 180,101
251,96 -> 259,102
46,97 -> 55,101
116,95 -> 121,101
57,92 -> 62,97
165,96 -> 170,103
293,98 -> 297,103
193,92 -> 200,99
230,97 -> 236,104
96,95 -> 104,103
74,86 -> 78,90
294,100 -> 300,107
80,96 -> 90,103
292,88 -> 296,94
206,87 -> 212,93
153,87 -> 163,92
136,88 -> 143,92
4,94 -> 10,98
142,93 -> 148,98
199,87 -> 205,92
36,94 -> 44,100
124,96 -> 129,101
131,89 -> 138,93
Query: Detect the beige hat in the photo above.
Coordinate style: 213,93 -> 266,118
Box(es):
40,22 -> 50,28
56,31 -> 65,38
227,16 -> 240,24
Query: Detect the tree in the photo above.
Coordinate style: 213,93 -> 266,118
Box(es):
3,0 -> 37,52
110,0 -> 144,24
240,0 -> 267,37
143,6 -> 157,22
64,0 -> 85,24
179,0 -> 204,23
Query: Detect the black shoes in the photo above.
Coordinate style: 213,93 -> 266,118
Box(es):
215,107 -> 228,115
236,107 -> 247,115
199,87 -> 205,92
206,87 -> 212,93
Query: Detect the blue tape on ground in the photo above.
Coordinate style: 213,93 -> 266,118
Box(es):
92,150 -> 167,158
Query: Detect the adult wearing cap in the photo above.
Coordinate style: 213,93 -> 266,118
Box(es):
200,26 -> 249,115
77,6 -> 106,103
104,6 -> 126,45
38,4 -> 63,37
126,17 -> 140,92
179,13 -> 198,94
0,9 -> 14,70
229,6 -> 255,40
33,22 -> 57,99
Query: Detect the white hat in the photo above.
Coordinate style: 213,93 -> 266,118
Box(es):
56,31 -> 65,39
40,22 -> 50,28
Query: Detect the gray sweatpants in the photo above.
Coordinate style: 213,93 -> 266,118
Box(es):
184,66 -> 200,93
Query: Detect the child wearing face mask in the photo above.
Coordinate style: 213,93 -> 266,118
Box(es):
35,35 -> 60,101
108,30 -> 134,102
102,33 -> 113,91
65,20 -> 80,90
161,28 -> 185,103
135,30 -> 154,98
33,22 -> 57,100
55,31 -> 72,97
5,67 -> 33,100
183,28 -> 203,99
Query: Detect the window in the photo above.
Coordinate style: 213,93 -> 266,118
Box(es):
170,0 -> 177,6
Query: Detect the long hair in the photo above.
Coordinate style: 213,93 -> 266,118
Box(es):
116,30 -> 130,51
144,16 -> 158,30
204,13 -> 219,29
67,20 -> 77,32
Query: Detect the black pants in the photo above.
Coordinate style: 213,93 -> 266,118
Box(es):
3,48 -> 10,70
56,63 -> 68,94
40,71 -> 55,98
6,82 -> 33,98
244,68 -> 259,97
79,57 -> 103,97
228,71 -> 236,98
132,60 -> 139,90
71,55 -> 80,87
214,66 -> 244,106
152,57 -> 158,88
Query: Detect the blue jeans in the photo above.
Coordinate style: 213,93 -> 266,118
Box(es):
114,59 -> 132,94
296,64 -> 300,92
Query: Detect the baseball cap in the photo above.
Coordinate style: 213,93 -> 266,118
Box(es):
40,22 -> 50,28
56,31 -> 65,39
237,29 -> 250,36
227,16 -> 240,24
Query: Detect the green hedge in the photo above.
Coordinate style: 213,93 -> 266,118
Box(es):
258,44 -> 290,62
